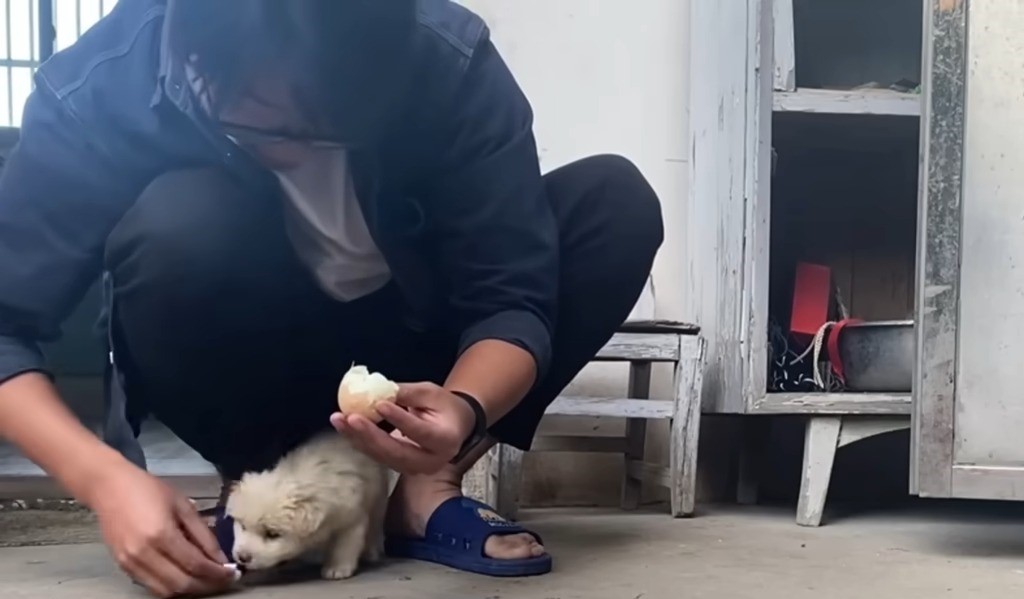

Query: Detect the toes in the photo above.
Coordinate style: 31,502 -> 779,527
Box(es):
483,532 -> 547,560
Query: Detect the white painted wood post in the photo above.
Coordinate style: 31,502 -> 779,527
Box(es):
462,443 -> 524,520
491,444 -> 524,520
796,416 -> 842,527
670,337 -> 706,517
772,0 -> 796,91
621,362 -> 652,510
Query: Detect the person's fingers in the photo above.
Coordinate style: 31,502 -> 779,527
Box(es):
389,428 -> 422,447
116,538 -> 174,598
375,402 -> 447,451
131,546 -> 194,598
174,496 -> 229,564
345,414 -> 437,473
159,523 -> 234,589
126,562 -> 172,599
394,382 -> 441,408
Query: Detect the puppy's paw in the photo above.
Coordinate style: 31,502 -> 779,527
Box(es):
361,544 -> 383,564
321,562 -> 358,581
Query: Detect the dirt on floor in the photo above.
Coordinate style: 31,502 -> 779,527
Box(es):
0,508 -> 99,548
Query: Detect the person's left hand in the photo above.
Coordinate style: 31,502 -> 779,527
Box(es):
330,382 -> 477,475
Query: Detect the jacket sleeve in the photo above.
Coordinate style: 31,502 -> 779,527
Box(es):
0,82 -> 137,385
427,39 -> 559,378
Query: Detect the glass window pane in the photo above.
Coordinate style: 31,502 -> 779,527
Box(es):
9,0 -> 32,61
10,65 -> 30,125
1,0 -> 124,126
0,66 -> 12,127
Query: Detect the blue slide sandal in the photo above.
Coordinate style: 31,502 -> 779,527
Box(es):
385,496 -> 552,577
199,506 -> 237,563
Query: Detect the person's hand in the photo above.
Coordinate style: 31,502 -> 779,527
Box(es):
330,382 -> 477,475
90,463 -> 235,598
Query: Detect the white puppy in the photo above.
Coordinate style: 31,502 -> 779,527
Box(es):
225,432 -> 388,580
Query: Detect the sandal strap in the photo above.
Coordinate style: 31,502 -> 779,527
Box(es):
423,497 -> 542,557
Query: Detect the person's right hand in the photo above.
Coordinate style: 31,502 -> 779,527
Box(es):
90,463 -> 235,598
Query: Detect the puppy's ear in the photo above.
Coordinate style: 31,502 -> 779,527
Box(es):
282,492 -> 328,537
222,481 -> 241,514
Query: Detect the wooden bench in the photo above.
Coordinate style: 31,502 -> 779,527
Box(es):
465,321 -> 706,518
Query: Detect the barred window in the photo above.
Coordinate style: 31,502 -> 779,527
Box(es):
0,0 -> 119,127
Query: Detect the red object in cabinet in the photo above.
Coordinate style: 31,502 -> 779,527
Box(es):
790,262 -> 832,344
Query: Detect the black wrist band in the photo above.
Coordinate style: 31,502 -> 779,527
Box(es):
450,390 -> 488,465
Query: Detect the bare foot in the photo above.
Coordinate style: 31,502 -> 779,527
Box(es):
386,468 -> 546,560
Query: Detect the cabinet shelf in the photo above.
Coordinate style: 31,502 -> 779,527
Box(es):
754,392 -> 912,416
773,88 -> 921,117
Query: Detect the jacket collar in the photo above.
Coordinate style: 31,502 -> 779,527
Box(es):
151,0 -> 187,109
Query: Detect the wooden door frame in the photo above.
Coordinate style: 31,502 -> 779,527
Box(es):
911,0 -> 968,499
686,0 -> 772,415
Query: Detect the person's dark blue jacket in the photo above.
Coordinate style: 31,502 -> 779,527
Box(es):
0,0 -> 558,394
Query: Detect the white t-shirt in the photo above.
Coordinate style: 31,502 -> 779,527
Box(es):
186,68 -> 391,302
274,151 -> 391,302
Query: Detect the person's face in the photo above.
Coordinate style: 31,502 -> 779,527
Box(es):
213,77 -> 345,171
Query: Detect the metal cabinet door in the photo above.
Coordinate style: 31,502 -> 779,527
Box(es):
914,0 -> 1024,500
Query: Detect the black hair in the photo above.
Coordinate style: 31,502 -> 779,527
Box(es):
166,0 -> 419,145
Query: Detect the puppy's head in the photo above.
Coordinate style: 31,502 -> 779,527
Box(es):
224,470 -> 328,570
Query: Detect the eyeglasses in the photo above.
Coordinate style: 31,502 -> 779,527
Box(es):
217,121 -> 352,150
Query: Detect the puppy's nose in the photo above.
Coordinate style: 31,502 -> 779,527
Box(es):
235,552 -> 252,565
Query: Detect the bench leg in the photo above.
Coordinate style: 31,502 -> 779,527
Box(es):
670,338 -> 705,517
490,444 -> 525,521
462,443 -> 524,520
796,416 -> 842,527
621,362 -> 652,510
737,417 -> 771,505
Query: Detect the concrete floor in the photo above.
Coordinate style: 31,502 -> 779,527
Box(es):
3,503 -> 1024,599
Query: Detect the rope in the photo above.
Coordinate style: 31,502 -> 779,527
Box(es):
767,284 -> 851,393
788,320 -> 842,392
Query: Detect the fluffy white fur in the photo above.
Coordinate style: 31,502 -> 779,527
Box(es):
225,432 -> 389,580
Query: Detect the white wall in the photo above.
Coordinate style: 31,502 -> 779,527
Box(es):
457,0 -> 693,506
462,0 -> 691,320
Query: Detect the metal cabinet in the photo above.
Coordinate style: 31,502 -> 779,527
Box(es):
913,0 -> 1024,500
